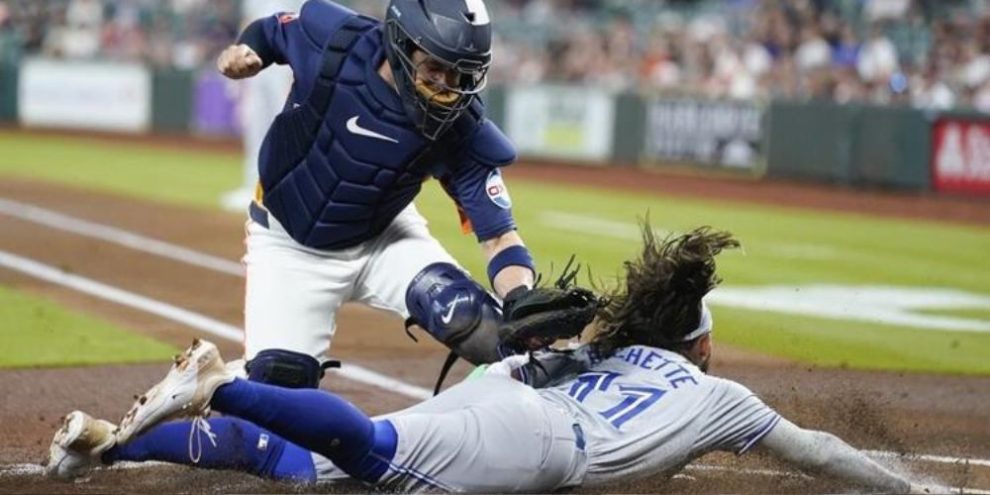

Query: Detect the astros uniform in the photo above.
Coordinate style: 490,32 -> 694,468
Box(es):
239,0 -> 519,361
310,344 -> 780,492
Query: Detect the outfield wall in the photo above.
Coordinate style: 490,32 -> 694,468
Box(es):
0,60 -> 17,123
1,58 -> 988,196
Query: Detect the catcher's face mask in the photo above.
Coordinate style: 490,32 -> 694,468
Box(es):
384,0 -> 492,140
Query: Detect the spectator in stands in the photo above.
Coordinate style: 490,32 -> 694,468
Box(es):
3,0 -> 989,112
857,24 -> 900,86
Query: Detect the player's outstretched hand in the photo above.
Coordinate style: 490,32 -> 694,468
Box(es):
217,44 -> 263,79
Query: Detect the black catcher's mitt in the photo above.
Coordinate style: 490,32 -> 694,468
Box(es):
498,257 -> 603,350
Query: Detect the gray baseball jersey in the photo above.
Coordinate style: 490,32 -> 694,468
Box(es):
312,345 -> 780,491
537,344 -> 780,486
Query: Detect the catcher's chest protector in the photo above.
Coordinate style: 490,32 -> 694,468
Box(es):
258,12 -> 433,250
256,1 -> 503,251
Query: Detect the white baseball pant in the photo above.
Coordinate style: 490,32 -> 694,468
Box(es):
313,376 -> 588,492
242,202 -> 460,360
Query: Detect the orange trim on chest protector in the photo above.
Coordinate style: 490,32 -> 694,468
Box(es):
254,181 -> 264,204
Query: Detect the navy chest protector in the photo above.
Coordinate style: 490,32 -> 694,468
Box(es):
258,15 -> 485,250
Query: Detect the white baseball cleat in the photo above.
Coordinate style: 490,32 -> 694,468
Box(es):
115,339 -> 235,444
46,410 -> 116,480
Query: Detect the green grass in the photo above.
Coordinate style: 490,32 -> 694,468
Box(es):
0,133 -> 241,209
2,130 -> 989,374
418,180 -> 990,292
0,285 -> 177,368
715,306 -> 990,375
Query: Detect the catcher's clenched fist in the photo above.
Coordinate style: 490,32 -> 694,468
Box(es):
217,44 -> 264,79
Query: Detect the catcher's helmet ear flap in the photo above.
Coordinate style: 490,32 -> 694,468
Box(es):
384,0 -> 492,140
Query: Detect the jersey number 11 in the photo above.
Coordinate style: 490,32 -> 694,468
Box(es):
567,372 -> 667,429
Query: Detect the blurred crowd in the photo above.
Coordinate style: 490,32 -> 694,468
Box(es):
1,0 -> 989,111
487,0 -> 990,111
0,0 -> 240,69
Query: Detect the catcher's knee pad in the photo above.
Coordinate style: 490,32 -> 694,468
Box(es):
246,349 -> 324,389
405,263 -> 503,363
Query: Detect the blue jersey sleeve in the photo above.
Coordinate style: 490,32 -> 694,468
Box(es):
238,1 -> 357,100
238,13 -> 302,67
443,119 -> 519,241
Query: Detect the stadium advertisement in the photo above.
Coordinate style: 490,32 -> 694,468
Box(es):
504,85 -> 615,162
643,99 -> 763,171
932,118 -> 990,195
18,58 -> 151,132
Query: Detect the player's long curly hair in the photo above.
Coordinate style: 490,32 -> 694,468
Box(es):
589,224 -> 739,357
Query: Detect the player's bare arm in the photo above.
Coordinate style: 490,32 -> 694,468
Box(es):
217,44 -> 264,79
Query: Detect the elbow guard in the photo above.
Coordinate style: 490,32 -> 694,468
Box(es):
405,263 -> 505,365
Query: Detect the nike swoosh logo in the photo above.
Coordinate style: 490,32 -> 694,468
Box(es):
346,116 -> 399,143
440,295 -> 469,325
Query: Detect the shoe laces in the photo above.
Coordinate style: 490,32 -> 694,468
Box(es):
187,415 -> 217,464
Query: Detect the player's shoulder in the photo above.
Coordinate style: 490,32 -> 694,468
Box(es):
703,375 -> 765,409
449,99 -> 516,168
466,119 -> 516,168
298,0 -> 368,44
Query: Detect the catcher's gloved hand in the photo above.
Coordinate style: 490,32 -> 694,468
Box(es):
498,258 -> 602,351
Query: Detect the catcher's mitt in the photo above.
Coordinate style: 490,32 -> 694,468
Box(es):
498,257 -> 603,350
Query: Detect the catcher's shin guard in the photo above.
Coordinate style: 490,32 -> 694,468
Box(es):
405,263 -> 504,365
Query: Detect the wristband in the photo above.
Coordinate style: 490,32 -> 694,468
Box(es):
487,245 -> 535,288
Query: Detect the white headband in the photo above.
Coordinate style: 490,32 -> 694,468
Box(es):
678,301 -> 712,342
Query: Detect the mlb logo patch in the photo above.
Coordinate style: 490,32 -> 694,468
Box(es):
486,170 -> 512,209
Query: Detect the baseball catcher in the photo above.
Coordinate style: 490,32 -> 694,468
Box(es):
214,0 -> 560,391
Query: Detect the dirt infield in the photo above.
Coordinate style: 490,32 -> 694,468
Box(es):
1,167 -> 989,494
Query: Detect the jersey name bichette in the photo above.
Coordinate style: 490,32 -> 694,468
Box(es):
538,345 -> 780,485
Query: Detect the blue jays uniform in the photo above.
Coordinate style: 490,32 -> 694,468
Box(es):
237,0 -> 521,363
304,345 -> 778,492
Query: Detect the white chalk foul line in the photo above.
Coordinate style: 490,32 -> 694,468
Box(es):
866,450 -> 990,469
0,461 -> 166,477
2,198 -> 990,484
0,198 -> 244,276
5,461 -> 989,494
0,197 -> 431,399
685,464 -> 990,494
687,463 -> 810,479
0,249 -> 433,401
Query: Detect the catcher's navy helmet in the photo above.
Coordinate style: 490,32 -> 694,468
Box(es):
384,0 -> 492,140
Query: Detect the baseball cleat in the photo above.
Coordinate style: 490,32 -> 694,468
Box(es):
46,410 -> 116,480
224,358 -> 248,380
115,339 -> 235,444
